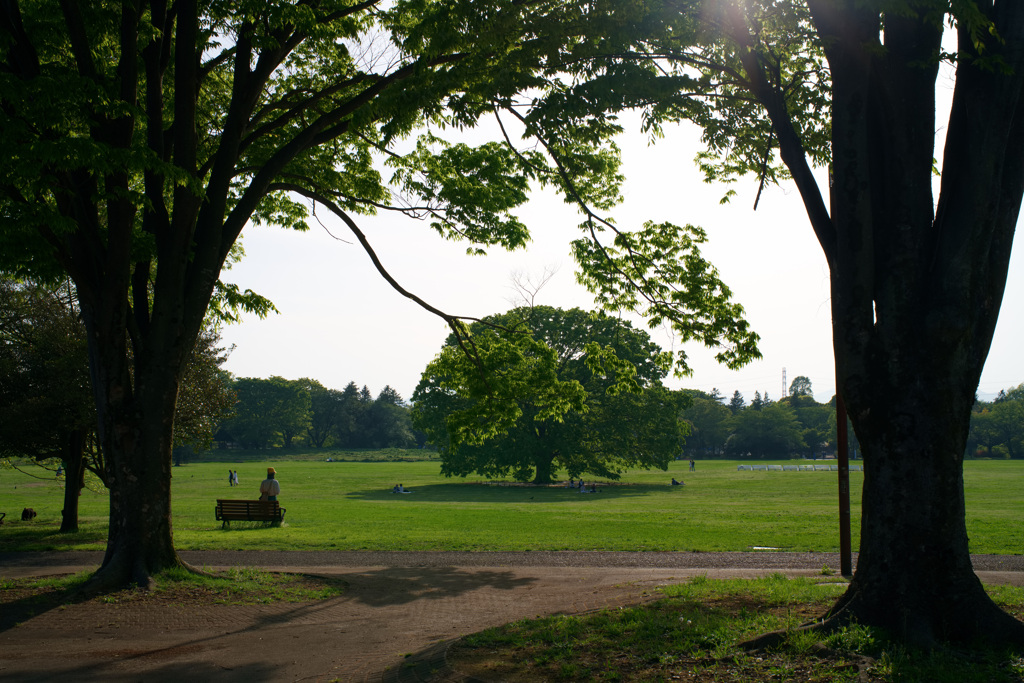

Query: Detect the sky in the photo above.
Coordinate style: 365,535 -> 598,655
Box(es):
217,112 -> 1024,406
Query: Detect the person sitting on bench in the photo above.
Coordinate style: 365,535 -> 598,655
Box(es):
260,468 -> 281,501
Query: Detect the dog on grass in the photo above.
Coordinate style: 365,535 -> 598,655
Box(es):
21,507 -> 37,521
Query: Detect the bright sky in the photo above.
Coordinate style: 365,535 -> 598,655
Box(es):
219,112 -> 1024,406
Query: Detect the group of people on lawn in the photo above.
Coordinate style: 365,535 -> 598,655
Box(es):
567,478 -> 599,493
237,465 -> 696,500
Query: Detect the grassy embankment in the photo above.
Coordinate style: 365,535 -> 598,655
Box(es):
3,452 -> 1022,555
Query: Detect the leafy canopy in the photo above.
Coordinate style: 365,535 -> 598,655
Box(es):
413,306 -> 688,483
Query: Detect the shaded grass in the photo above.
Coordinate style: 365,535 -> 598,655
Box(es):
2,456 -> 1023,554
449,575 -> 1024,682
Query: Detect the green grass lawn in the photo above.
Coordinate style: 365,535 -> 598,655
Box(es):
449,575 -> 1024,682
2,455 -> 1023,554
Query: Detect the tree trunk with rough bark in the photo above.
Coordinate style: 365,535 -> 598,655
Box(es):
76,259 -> 212,590
59,429 -> 86,534
796,0 -> 1024,646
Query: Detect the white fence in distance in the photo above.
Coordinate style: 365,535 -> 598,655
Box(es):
736,464 -> 863,472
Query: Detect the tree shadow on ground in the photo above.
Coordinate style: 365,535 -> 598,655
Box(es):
0,580 -> 95,634
346,481 -> 684,503
0,657 -> 282,683
336,566 -> 538,607
0,525 -> 107,553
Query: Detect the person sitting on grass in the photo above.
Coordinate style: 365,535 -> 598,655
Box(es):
671,478 -> 684,486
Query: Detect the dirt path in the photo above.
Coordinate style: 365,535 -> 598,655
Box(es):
2,551 -> 1022,682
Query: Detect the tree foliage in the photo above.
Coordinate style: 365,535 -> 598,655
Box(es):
221,377 -> 417,450
679,392 -> 732,457
970,386 -> 1024,459
789,375 -> 813,398
413,306 -> 688,483
726,401 -> 805,458
0,0 -> 759,588
225,377 -> 311,449
0,278 -> 92,461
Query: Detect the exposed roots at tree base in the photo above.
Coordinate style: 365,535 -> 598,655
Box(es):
76,554 -> 207,597
738,611 -> 853,653
739,593 -> 1024,655
727,616 -> 876,683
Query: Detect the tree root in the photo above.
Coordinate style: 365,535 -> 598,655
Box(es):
738,612 -> 851,653
74,552 -> 206,598
737,615 -> 877,682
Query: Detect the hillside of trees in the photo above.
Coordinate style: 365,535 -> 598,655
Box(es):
680,377 -> 840,460
209,372 -> 1024,462
215,378 -> 422,451
968,385 -> 1024,460
682,377 -> 1024,461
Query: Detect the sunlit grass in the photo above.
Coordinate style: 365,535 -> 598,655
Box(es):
2,455 -> 1022,554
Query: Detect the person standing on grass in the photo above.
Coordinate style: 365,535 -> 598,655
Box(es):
260,468 -> 280,502
228,469 -> 234,486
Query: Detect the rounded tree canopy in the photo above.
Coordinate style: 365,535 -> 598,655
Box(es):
413,306 -> 687,484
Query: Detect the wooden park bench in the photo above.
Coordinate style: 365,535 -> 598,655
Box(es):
215,499 -> 286,528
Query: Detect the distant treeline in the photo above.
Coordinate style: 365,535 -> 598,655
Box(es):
682,381 -> 1024,460
211,374 -> 1023,460
215,377 -> 423,450
680,383 -> 839,460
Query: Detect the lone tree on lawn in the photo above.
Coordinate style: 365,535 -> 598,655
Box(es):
413,306 -> 688,484
0,1 -> 759,590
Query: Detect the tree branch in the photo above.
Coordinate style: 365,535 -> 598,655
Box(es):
723,1 -> 835,267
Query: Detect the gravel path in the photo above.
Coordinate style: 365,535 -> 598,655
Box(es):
5,549 -> 1024,572
2,551 -> 1023,682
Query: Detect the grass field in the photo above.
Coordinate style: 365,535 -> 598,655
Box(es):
2,454 -> 1023,554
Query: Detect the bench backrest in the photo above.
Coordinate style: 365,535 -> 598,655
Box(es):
216,499 -> 283,517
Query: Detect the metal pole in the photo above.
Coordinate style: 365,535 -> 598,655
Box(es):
837,391 -> 853,577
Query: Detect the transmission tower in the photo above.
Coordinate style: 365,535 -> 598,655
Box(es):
782,367 -> 787,397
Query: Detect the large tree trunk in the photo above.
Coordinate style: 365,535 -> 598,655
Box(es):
532,451 -> 556,484
81,352 -> 187,589
76,267 -> 204,590
792,1 -> 1024,647
826,362 -> 1024,646
95,380 -> 186,589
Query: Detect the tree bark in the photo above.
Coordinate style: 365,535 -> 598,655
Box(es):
788,0 -> 1024,646
59,429 -> 86,534
75,257 -> 206,589
532,452 -> 556,484
825,365 -> 1024,646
